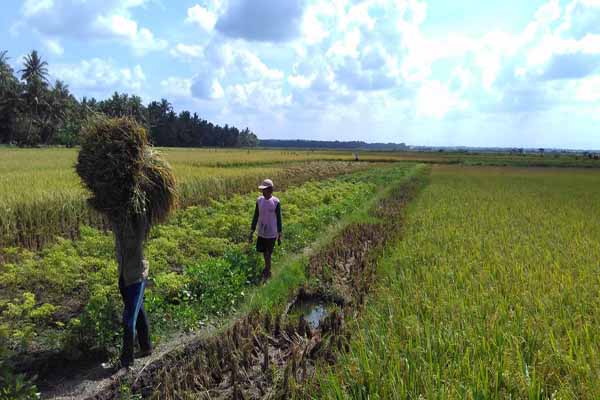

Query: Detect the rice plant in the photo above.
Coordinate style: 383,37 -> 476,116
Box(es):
312,165 -> 600,399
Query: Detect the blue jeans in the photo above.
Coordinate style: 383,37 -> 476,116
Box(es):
119,277 -> 151,365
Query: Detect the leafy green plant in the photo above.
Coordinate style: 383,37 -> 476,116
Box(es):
0,365 -> 39,400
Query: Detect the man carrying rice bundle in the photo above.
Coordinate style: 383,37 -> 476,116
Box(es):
76,116 -> 176,369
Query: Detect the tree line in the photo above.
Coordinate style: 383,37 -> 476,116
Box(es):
0,50 -> 258,147
259,139 -> 408,151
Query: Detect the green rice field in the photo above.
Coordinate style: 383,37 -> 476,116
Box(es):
312,165 -> 600,399
2,147 -> 600,398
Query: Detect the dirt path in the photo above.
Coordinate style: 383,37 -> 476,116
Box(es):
42,330 -> 211,400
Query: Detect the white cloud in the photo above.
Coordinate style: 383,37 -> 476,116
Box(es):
23,0 -> 53,17
170,43 -> 204,59
416,80 -> 467,119
227,81 -> 291,111
575,75 -> 600,101
327,28 -> 361,59
301,4 -> 330,45
50,58 -> 147,93
17,0 -> 167,54
186,5 -> 217,31
43,38 -> 64,56
94,15 -> 167,54
288,74 -> 313,89
233,49 -> 284,81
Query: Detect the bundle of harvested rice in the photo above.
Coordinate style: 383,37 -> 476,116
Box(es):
76,115 -> 177,224
140,148 -> 177,225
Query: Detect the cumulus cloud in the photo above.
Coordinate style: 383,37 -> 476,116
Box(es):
227,81 -> 291,112
186,5 -> 217,31
16,0 -> 167,54
50,58 -> 147,94
191,76 -> 224,100
232,49 -> 284,81
216,0 -> 306,42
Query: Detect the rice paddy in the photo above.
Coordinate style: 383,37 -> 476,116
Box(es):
2,145 -> 600,398
311,165 -> 600,399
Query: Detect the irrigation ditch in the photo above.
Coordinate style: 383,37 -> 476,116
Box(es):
74,164 -> 430,400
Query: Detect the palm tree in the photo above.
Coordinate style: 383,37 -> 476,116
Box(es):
18,51 -> 50,145
19,50 -> 49,85
0,50 -> 13,80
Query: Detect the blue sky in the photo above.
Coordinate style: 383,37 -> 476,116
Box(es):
2,0 -> 600,148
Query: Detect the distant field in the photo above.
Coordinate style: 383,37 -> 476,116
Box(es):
1,146 -> 597,250
1,147 -> 597,204
313,165 -> 600,399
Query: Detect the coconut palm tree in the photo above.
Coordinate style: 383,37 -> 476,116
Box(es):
19,50 -> 49,85
18,51 -> 51,145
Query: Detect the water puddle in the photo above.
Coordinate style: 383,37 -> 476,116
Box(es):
289,298 -> 330,329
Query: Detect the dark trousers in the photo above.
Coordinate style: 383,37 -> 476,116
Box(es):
119,277 -> 151,365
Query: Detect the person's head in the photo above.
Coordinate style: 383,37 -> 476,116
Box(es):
258,179 -> 274,198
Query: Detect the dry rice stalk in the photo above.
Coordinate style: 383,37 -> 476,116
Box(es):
75,115 -> 177,226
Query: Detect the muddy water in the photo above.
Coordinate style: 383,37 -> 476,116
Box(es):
290,299 -> 329,329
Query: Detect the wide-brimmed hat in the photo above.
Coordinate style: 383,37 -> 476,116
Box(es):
258,179 -> 274,190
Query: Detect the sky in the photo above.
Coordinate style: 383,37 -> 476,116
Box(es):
1,0 -> 600,149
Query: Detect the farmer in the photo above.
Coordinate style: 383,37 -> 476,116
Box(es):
112,213 -> 153,368
249,178 -> 282,281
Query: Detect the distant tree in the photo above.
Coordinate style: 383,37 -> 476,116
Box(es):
48,80 -> 78,145
16,51 -> 53,145
0,51 -> 22,143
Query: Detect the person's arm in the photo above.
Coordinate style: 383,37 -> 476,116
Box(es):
249,202 -> 259,242
276,203 -> 282,238
250,202 -> 259,232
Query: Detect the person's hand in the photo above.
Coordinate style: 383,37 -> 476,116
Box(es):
277,232 -> 282,245
248,231 -> 254,243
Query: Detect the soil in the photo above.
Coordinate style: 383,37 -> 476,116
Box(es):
42,330 -> 210,400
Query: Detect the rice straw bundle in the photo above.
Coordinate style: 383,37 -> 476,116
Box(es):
76,115 -> 177,225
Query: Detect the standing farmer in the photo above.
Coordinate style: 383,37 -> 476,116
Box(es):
249,179 -> 282,281
76,116 -> 177,370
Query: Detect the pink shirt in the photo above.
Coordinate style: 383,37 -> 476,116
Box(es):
257,196 -> 280,239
